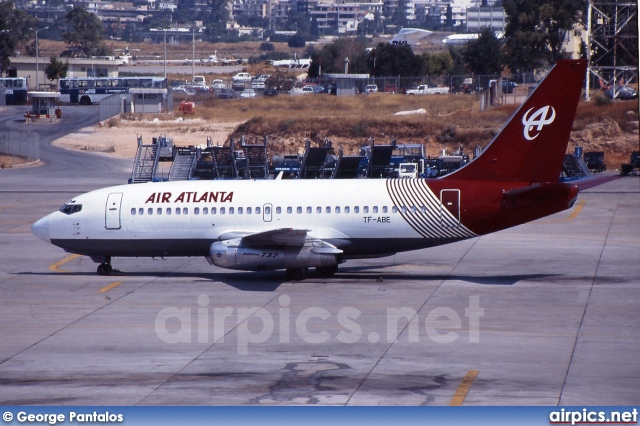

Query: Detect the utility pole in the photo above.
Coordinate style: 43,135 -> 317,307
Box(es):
35,26 -> 49,90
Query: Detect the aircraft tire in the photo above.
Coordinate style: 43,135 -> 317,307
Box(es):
286,268 -> 307,281
316,265 -> 338,277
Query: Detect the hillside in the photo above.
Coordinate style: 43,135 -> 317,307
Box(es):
56,93 -> 639,172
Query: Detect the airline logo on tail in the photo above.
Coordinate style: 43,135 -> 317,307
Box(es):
522,106 -> 556,140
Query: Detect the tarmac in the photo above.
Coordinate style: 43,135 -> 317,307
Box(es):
0,106 -> 639,406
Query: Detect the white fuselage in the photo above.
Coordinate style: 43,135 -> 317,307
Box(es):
35,178 -> 475,261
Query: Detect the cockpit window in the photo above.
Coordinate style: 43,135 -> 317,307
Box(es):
60,204 -> 82,215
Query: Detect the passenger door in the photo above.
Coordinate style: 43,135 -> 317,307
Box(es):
440,189 -> 460,226
105,193 -> 123,230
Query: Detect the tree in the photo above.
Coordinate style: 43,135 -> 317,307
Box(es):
462,27 -> 503,76
62,6 -> 107,57
308,38 -> 368,78
422,51 -> 454,75
288,34 -> 306,48
503,0 -> 586,72
0,1 -> 36,75
45,55 -> 69,81
366,42 -> 425,77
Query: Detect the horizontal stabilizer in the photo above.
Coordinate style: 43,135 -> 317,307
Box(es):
572,174 -> 619,191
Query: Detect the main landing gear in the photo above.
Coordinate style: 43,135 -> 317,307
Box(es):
285,265 -> 339,281
95,256 -> 119,276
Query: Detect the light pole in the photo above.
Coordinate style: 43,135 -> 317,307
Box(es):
163,28 -> 168,79
35,26 -> 49,90
191,22 -> 195,83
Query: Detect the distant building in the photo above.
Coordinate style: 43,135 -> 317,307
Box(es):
466,4 -> 505,33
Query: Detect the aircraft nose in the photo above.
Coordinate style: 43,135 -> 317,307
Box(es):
32,215 -> 51,242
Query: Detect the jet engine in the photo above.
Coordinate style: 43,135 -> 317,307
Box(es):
208,239 -> 341,271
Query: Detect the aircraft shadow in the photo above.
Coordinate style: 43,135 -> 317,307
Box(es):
17,270 -> 559,289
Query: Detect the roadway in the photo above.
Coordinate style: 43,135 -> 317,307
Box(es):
0,107 -> 638,405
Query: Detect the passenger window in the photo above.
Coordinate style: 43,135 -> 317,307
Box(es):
287,207 -> 292,214
167,208 -> 172,215
238,207 -> 243,214
363,206 -> 369,213
157,208 -> 162,215
220,207 -> 225,214
276,207 -> 281,214
317,206 -> 322,214
148,208 -> 153,215
297,207 -> 302,214
335,206 -> 341,213
247,207 -> 251,214
176,208 -> 181,215
402,206 -> 408,213
183,208 -> 188,214
392,206 -> 398,213
194,207 -> 200,215
345,206 -> 350,213
383,206 -> 388,213
203,207 -> 208,215
421,206 -> 427,213
354,206 -> 359,213
211,207 -> 217,214
307,206 -> 312,214
229,207 -> 234,214
411,206 -> 417,213
373,206 -> 378,213
326,206 -> 331,213
138,208 -> 143,215
256,207 -> 261,214
131,208 -> 136,215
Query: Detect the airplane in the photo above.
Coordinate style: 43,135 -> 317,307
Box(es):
114,46 -> 139,64
271,55 -> 311,69
390,28 -> 432,47
32,60 -> 616,280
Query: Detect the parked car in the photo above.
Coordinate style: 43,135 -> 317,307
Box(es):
240,88 -> 257,98
211,79 -> 225,90
217,89 -> 235,99
406,84 -> 449,95
233,72 -> 252,82
384,84 -> 398,94
172,85 -> 195,96
263,88 -> 278,97
604,85 -> 639,100
251,80 -> 265,89
501,80 -> 517,94
365,84 -> 378,93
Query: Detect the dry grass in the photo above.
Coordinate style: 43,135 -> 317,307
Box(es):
185,93 -> 514,155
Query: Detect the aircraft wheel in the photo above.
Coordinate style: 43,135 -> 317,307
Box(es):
97,264 -> 109,275
316,265 -> 338,277
285,268 -> 307,281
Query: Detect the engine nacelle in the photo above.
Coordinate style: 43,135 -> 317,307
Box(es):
208,239 -> 341,271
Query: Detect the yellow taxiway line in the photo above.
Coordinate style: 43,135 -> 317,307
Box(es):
98,281 -> 123,293
564,199 -> 586,221
450,370 -> 479,406
48,254 -> 82,273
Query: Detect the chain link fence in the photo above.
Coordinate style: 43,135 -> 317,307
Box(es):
0,130 -> 39,167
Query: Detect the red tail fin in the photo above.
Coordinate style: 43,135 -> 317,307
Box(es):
446,60 -> 587,183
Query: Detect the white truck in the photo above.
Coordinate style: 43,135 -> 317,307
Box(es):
406,84 -> 450,95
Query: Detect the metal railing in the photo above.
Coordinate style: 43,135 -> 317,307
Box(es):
0,130 -> 39,166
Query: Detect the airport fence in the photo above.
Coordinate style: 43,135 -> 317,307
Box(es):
0,130 -> 39,166
99,92 -> 174,123
99,94 -> 126,123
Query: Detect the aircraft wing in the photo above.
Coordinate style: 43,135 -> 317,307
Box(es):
218,228 -> 342,253
242,228 -> 309,246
